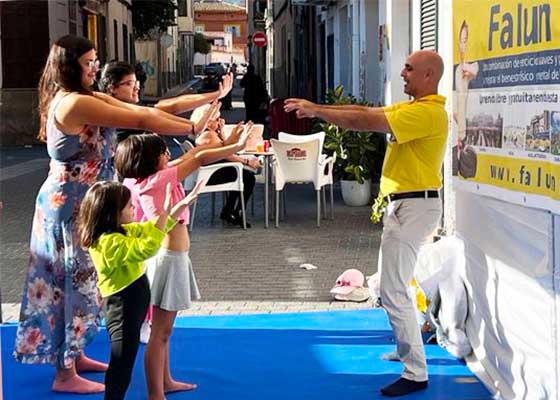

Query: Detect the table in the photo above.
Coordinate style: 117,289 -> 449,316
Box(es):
242,150 -> 274,228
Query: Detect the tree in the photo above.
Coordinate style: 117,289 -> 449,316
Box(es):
194,33 -> 210,54
132,0 -> 177,39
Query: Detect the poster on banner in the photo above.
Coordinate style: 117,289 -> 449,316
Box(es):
452,0 -> 560,213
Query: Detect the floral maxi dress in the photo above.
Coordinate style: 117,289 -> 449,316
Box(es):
14,95 -> 115,368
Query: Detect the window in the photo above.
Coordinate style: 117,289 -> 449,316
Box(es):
195,25 -> 204,34
178,0 -> 188,16
420,0 -> 438,50
224,24 -> 240,38
113,19 -> 119,59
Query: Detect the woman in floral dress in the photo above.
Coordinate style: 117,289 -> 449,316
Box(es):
13,35 -> 218,394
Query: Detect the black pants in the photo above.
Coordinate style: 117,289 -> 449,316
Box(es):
206,166 -> 256,216
102,275 -> 150,400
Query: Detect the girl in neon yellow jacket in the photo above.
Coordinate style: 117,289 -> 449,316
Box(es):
77,181 -> 201,400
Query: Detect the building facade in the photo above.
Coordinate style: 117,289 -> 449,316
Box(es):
0,0 -> 133,145
193,0 -> 248,63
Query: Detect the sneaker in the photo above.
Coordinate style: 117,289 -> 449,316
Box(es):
140,321 -> 151,344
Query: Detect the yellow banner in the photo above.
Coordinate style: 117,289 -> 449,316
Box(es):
453,0 -> 560,63
470,153 -> 560,199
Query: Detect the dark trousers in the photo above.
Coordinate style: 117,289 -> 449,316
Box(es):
207,166 -> 256,215
102,275 -> 150,400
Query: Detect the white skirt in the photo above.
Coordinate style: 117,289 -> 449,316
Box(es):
145,248 -> 201,311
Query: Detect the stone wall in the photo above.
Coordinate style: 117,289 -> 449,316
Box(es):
0,89 -> 40,146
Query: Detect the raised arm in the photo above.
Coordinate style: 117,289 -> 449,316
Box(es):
154,73 -> 233,115
283,98 -> 391,133
55,92 -> 194,135
173,123 -> 252,181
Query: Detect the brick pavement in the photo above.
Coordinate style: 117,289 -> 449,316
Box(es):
0,85 -> 382,322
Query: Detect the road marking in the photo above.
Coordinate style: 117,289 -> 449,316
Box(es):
0,159 -> 49,182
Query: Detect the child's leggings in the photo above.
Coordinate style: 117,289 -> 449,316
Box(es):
102,274 -> 150,400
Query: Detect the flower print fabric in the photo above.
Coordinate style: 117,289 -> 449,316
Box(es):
14,94 -> 116,367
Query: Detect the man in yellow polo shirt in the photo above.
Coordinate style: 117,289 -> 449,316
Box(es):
284,50 -> 447,397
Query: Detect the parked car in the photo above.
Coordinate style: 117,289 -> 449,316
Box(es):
203,62 -> 226,77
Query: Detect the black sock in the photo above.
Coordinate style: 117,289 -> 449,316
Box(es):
380,378 -> 428,397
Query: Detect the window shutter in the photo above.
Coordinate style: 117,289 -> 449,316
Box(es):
420,0 -> 438,50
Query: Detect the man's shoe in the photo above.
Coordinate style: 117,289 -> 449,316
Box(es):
380,378 -> 428,397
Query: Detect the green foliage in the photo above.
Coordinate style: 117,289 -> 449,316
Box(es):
132,0 -> 177,39
194,33 -> 211,54
314,85 -> 386,184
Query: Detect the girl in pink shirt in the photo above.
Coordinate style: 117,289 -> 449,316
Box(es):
115,128 -> 250,399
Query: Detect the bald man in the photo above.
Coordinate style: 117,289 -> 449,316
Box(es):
285,50 -> 448,397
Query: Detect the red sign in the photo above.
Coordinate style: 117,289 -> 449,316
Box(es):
287,148 -> 307,160
252,31 -> 267,47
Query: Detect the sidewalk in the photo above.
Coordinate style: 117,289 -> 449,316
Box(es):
0,84 -> 382,322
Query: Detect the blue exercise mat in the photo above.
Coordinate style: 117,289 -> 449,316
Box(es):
1,309 -> 492,399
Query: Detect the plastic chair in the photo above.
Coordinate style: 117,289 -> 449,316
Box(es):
190,162 -> 246,230
173,138 -> 198,191
270,138 -> 335,227
172,138 -> 247,230
276,131 -> 335,220
278,131 -> 325,151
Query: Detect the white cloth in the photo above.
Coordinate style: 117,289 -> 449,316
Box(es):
415,236 -> 472,358
379,197 -> 441,382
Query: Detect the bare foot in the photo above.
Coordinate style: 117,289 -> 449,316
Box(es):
76,354 -> 108,373
52,374 -> 105,394
164,380 -> 197,393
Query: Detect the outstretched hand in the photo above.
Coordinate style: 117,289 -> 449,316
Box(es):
170,180 -> 204,219
218,73 -> 234,99
163,183 -> 173,214
284,98 -> 317,119
194,100 -> 221,134
227,121 -> 244,144
182,180 -> 204,207
237,121 -> 254,149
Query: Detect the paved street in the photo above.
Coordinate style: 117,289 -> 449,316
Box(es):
0,83 -> 382,321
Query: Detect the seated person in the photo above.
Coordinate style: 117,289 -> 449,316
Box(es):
193,106 -> 261,228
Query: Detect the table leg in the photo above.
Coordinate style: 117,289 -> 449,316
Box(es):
264,156 -> 269,228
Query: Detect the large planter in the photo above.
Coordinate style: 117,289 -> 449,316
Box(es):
340,179 -> 372,206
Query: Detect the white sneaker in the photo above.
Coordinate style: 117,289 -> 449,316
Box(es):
140,321 -> 151,344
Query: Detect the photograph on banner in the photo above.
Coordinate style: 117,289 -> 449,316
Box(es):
452,0 -> 560,212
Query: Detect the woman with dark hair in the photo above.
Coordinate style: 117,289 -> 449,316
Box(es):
99,61 -> 233,151
13,35 -> 217,394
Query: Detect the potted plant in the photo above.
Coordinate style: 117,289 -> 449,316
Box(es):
315,85 -> 386,206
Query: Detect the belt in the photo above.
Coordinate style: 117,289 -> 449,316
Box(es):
387,190 -> 439,202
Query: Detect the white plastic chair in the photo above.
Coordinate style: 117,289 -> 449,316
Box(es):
270,138 -> 335,227
279,131 -> 325,151
173,138 -> 247,230
190,162 -> 246,230
275,131 -> 335,220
